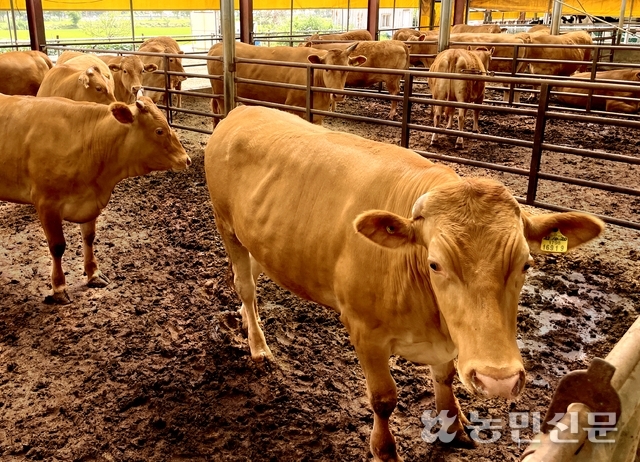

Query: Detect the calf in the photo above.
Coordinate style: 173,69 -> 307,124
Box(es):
0,50 -> 53,96
207,42 -> 366,126
555,69 -> 640,113
300,40 -> 410,118
37,53 -> 118,104
428,47 -> 494,148
0,95 -> 191,304
204,105 -> 604,461
99,55 -> 158,104
138,36 -> 187,108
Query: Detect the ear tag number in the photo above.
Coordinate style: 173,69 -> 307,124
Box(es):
541,229 -> 568,253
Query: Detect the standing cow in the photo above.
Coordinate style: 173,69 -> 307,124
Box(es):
428,47 -> 494,148
204,105 -> 604,461
98,55 -> 158,104
0,95 -> 191,304
37,53 -> 119,104
0,50 -> 53,96
207,42 -> 366,126
138,36 -> 187,108
299,40 -> 410,119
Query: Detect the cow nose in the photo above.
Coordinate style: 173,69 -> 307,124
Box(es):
132,85 -> 142,93
471,370 -> 525,399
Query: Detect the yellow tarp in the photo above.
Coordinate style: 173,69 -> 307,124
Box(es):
1,0 -> 416,10
469,0 -> 639,16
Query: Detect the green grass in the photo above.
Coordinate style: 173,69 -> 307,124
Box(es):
0,27 -> 192,43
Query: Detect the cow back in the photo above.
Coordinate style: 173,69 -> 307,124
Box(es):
555,69 -> 640,112
37,62 -> 117,104
0,51 -> 53,96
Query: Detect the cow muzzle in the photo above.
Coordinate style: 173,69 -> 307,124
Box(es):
470,369 -> 525,400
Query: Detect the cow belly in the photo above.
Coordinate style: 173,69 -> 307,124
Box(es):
393,338 -> 457,365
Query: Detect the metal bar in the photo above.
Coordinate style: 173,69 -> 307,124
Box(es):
438,0 -> 453,52
367,0 -> 379,41
306,66 -> 313,123
221,0 -> 236,118
401,71 -> 412,149
240,0 -> 253,44
527,83 -> 550,204
24,0 -> 46,51
550,0 -> 562,35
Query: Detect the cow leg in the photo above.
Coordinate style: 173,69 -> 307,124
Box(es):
80,220 -> 110,288
430,361 -> 476,447
354,342 -> 402,462
220,230 -> 272,362
430,105 -> 442,145
387,80 -> 400,119
37,209 -> 71,305
456,108 -> 466,148
249,255 -> 263,324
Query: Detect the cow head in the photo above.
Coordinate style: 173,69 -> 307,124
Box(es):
112,56 -> 159,104
109,96 -> 191,172
164,47 -> 187,84
469,46 -> 495,72
78,66 -> 117,104
307,43 -> 366,103
354,177 -> 604,400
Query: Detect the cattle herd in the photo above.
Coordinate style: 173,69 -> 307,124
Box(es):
0,24 -> 636,460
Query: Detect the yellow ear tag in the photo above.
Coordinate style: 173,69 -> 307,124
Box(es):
541,229 -> 568,253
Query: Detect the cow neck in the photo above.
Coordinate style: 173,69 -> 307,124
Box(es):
86,106 -> 143,192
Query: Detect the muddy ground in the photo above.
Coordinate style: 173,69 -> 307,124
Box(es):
1,89 -> 639,462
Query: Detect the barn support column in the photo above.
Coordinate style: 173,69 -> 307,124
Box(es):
221,0 -> 236,117
367,0 -> 380,40
438,0 -> 453,52
550,0 -> 562,35
452,0 -> 467,25
239,0 -> 253,44
25,0 -> 46,51
617,0 -> 629,45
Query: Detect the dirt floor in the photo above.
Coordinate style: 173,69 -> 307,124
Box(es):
1,89 -> 639,462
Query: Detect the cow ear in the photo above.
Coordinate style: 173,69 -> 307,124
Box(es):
307,54 -> 323,64
354,210 -> 416,248
135,98 -> 150,112
522,210 -> 605,253
145,63 -> 158,72
108,63 -> 121,73
349,55 -> 367,67
110,103 -> 134,124
178,50 -> 184,55
79,73 -> 90,88
489,47 -> 495,56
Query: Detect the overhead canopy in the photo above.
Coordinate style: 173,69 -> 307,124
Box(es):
469,0 -> 637,17
0,0 -> 634,16
1,0 -> 416,11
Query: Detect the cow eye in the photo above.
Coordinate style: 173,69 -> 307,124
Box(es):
96,86 -> 102,92
155,128 -> 164,136
523,259 -> 534,272
428,261 -> 440,272
123,69 -> 128,74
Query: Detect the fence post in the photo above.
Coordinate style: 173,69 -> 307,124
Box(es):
306,66 -> 314,123
401,71 -> 413,149
526,83 -> 551,205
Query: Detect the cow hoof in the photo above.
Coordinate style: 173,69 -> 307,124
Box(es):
251,350 -> 274,362
44,290 -> 71,305
87,272 -> 110,288
450,428 -> 478,449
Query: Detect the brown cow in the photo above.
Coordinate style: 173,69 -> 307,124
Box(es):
308,29 -> 373,42
392,28 -> 440,42
0,94 -> 191,304
207,42 -> 366,126
554,69 -> 640,113
526,31 -> 592,76
204,105 -> 604,461
428,47 -> 494,148
39,52 -> 120,104
451,24 -> 504,34
528,25 -> 550,33
0,50 -> 53,96
98,55 -> 158,104
138,36 -> 187,107
300,40 -> 410,118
